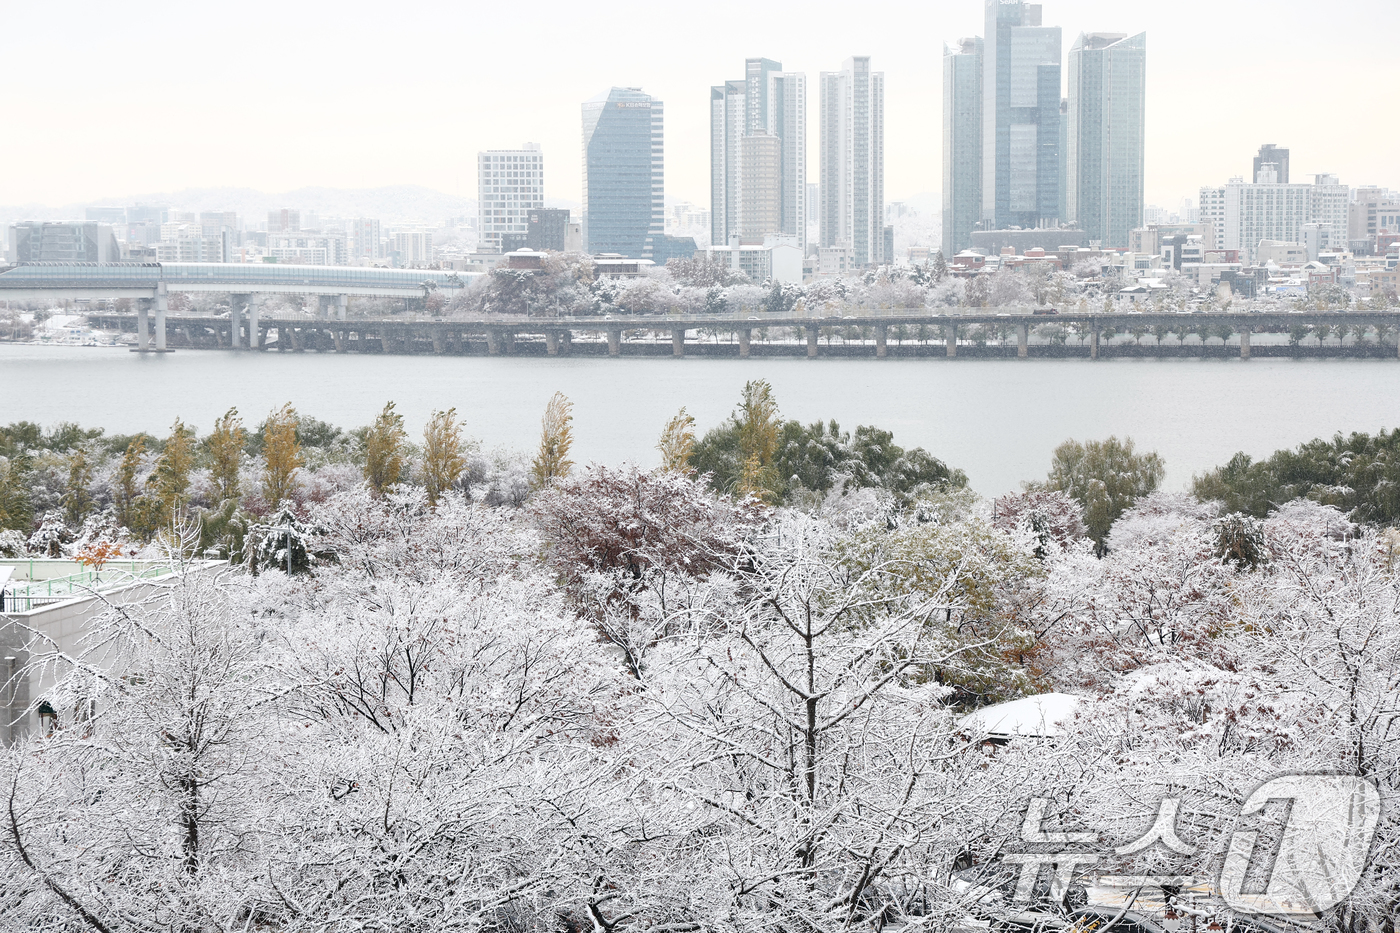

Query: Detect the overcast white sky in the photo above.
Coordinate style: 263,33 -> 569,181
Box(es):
3,0 -> 1397,211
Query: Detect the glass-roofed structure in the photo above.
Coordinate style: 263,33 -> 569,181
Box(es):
0,262 -> 474,297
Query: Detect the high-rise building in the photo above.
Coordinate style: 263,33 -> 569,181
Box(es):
1199,186 -> 1227,252
769,71 -> 807,249
526,208 -> 571,252
1222,173 -> 1349,262
7,221 -> 120,263
741,133 -> 782,239
1066,31 -> 1146,249
1253,144 -> 1290,184
982,0 -> 1062,231
391,230 -> 433,266
349,218 -> 383,263
477,144 -> 544,253
942,37 -> 983,255
819,56 -> 884,266
268,209 -> 300,234
582,87 -> 663,259
264,232 -> 345,266
710,60 -> 806,249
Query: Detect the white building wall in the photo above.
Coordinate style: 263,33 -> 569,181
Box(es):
477,144 -> 544,253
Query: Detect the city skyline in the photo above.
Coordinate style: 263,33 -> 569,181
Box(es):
3,0 -> 1397,213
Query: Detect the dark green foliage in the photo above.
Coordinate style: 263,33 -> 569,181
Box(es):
0,421 -> 105,458
245,414 -> 346,455
1214,512 -> 1267,569
1193,429 -> 1400,524
692,417 -> 967,506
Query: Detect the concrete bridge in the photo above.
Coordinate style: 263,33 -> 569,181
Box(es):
0,261 -> 473,352
81,309 -> 1400,359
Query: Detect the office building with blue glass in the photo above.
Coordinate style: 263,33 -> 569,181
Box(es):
942,38 -> 983,255
982,0 -> 1062,231
1067,32 -> 1146,249
582,88 -> 664,260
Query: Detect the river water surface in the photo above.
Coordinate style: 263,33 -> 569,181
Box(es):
2,345 -> 1397,496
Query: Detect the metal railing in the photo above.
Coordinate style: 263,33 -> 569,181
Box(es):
0,564 -> 169,614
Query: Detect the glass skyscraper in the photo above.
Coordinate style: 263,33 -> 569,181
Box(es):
582,88 -> 663,260
1067,32 -> 1146,249
710,59 -> 806,250
819,56 -> 884,266
982,0 -> 1062,231
942,38 -> 982,255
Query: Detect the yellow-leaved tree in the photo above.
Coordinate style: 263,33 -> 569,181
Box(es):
737,380 -> 780,503
207,408 -> 246,503
531,392 -> 574,489
261,404 -> 303,507
149,418 -> 196,522
363,401 -> 407,496
422,408 -> 467,507
656,407 -> 696,474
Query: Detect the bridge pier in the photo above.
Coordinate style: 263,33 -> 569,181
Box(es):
672,328 -> 685,358
231,300 -> 243,349
739,328 -> 751,358
806,326 -> 819,358
546,331 -> 560,356
946,325 -> 957,358
317,296 -> 334,320
248,297 -> 260,350
229,294 -> 250,350
503,331 -> 514,354
291,327 -> 304,352
337,294 -> 347,322
1090,323 -> 1100,360
153,283 -> 167,351
136,301 -> 150,351
333,329 -> 346,353
1017,324 -> 1029,359
1240,327 -> 1251,360
875,325 -> 887,358
608,327 -> 622,357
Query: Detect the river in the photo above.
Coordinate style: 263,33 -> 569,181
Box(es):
1,344 -> 1397,497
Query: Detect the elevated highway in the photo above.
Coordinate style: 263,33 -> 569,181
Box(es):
0,262 -> 474,351
80,308 -> 1400,360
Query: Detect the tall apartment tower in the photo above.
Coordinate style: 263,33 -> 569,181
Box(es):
982,0 -> 1062,231
349,218 -> 382,263
477,144 -> 544,253
1067,31 -> 1146,248
942,38 -> 983,255
1253,144 -> 1290,184
710,59 -> 806,249
582,88 -> 663,259
819,56 -> 885,266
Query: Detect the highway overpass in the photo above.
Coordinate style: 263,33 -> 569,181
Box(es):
79,308 -> 1400,360
0,261 -> 476,350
